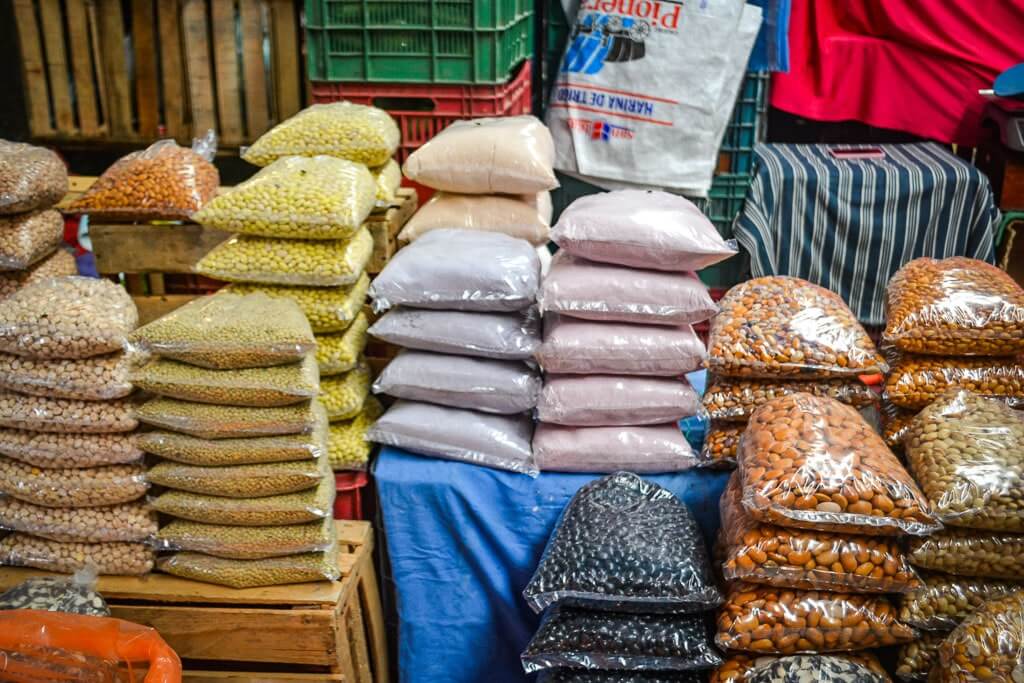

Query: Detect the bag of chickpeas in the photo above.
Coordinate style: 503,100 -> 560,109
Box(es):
939,591 -> 1024,683
0,210 -> 63,271
0,428 -> 143,469
0,533 -> 154,575
884,257 -> 1024,357
0,249 -> 77,301
907,528 -> 1024,580
738,393 -> 939,535
227,273 -> 370,334
0,351 -> 133,401
0,390 -> 138,434
0,140 -> 68,214
702,376 -> 877,422
0,457 -> 148,508
899,572 -> 1024,632
884,352 -> 1024,409
711,653 -> 891,683
0,498 -> 157,544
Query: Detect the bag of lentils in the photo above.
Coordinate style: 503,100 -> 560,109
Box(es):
147,458 -> 326,498
149,475 -> 335,526
135,397 -> 320,439
320,363 -> 371,421
157,547 -> 340,588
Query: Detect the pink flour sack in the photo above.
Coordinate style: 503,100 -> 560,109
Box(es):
551,190 -> 737,271
537,375 -> 702,426
538,252 -> 717,325
533,423 -> 699,473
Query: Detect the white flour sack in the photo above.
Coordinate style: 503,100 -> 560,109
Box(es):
547,0 -> 762,194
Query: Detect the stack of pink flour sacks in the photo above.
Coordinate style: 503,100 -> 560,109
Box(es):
532,191 -> 737,473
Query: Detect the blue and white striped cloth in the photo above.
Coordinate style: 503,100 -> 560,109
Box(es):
734,143 -> 999,325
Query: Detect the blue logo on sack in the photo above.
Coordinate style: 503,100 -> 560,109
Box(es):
562,13 -> 652,74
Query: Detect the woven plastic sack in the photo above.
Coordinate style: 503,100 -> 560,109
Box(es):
403,115 -> 558,194
399,193 -> 550,245
368,400 -> 536,474
523,472 -> 720,614
0,570 -> 109,616
707,277 -> 887,378
148,458 -> 325,498
372,159 -> 401,202
158,547 -> 340,588
150,475 -> 335,526
327,397 -> 383,471
537,375 -> 701,426
193,156 -> 375,239
0,391 -> 137,434
0,534 -> 154,575
539,672 -> 702,683
907,528 -> 1024,580
66,133 -> 218,221
320,363 -> 370,421
0,458 -> 147,508
370,229 -> 540,312
884,353 -> 1024,409
156,517 -> 336,560
716,583 -> 916,654
896,633 -> 945,682
0,351 -> 133,401
939,592 -> 1024,683
0,276 -> 137,359
227,272 -> 370,334
903,390 -> 1024,531
242,102 -> 399,167
712,653 -> 891,683
539,253 -> 718,326
317,312 -> 369,376
703,376 -> 877,422
699,422 -> 742,468
521,606 -> 721,673
0,209 -> 62,271
0,140 -> 68,214
0,248 -> 77,301
537,315 -> 706,376
533,423 -> 699,473
0,497 -> 156,543
0,429 -> 142,469
739,393 -> 939,535
884,257 -> 1024,356
369,306 -> 541,360
136,397 -> 319,439
373,350 -> 541,414
719,474 -> 920,593
899,572 -> 1024,632
195,228 -> 372,287
552,190 -> 737,272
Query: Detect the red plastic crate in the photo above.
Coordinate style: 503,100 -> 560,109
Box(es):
333,471 -> 369,520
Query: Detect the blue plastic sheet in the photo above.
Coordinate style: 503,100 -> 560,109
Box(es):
375,447 -> 729,683
747,0 -> 791,72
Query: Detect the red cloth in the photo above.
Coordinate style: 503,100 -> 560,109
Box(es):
771,0 -> 1024,146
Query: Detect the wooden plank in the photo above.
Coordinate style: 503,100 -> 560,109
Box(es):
97,0 -> 133,136
239,0 -> 270,139
337,520 -> 373,548
132,0 -> 160,139
86,0 -> 109,133
64,0 -> 100,135
345,597 -> 372,683
134,294 -> 199,324
182,0 -> 217,135
183,672 -> 344,682
357,551 -> 390,683
212,0 -> 243,145
366,188 -> 418,273
90,223 -> 232,274
157,0 -> 186,140
12,0 -> 53,136
38,0 -> 74,133
268,0 -> 301,120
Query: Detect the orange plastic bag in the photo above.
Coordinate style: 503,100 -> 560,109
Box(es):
0,609 -> 181,682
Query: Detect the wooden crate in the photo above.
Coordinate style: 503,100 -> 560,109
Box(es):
366,188 -> 418,274
12,0 -> 304,148
0,521 -> 389,683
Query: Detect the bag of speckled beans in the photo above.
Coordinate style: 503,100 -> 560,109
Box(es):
699,422 -> 743,467
939,592 -> 1024,683
711,653 -> 892,683
706,276 -> 887,378
898,573 -> 1024,632
66,132 -> 219,221
737,393 -> 939,535
227,272 -> 370,334
0,210 -> 63,271
884,257 -> 1024,356
883,351 -> 1024,409
193,156 -> 376,239
0,534 -> 154,575
907,528 -> 1024,580
327,397 -> 382,471
701,376 -> 878,422
0,140 -> 68,215
242,102 -> 400,168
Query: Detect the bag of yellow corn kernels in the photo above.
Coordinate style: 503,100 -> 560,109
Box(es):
241,102 -> 400,168
328,396 -> 383,471
320,362 -> 371,421
228,273 -> 370,334
316,312 -> 370,376
372,159 -> 401,203
193,156 -> 375,239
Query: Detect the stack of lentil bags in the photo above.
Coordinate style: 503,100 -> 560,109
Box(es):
129,290 -> 338,588
0,276 -> 152,576
0,141 -> 77,299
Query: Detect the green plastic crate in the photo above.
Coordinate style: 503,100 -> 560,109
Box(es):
306,1 -> 534,83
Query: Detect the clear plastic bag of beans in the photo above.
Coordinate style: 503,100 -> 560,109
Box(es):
0,570 -> 110,616
157,547 -> 340,588
327,397 -> 383,471
711,653 -> 891,683
193,156 -> 376,239
738,393 -> 940,535
0,210 -> 62,271
715,582 -> 916,654
131,354 -> 319,407
0,248 -> 77,301
0,498 -> 156,543
702,376 -> 877,422
156,517 -> 336,560
320,363 -> 371,421
128,291 -> 315,369
0,140 -> 68,214
538,671 -> 703,683
907,528 -> 1024,580
242,102 -> 399,168
147,457 -> 326,498
0,534 -> 153,575
903,390 -> 1024,531
0,276 -> 137,359
719,474 -> 920,593
372,159 -> 401,202
0,458 -> 147,508
150,475 -> 335,526
521,606 -> 721,673
706,276 -> 887,378
899,572 -> 1024,631
882,401 -> 917,449
884,257 -> 1024,357
196,228 -> 373,287
0,391 -> 137,433
317,312 -> 370,376
884,353 -> 1024,409
227,272 -> 370,334
0,429 -> 143,468
699,422 -> 743,468
524,473 -> 721,614
0,351 -> 133,400
939,591 -> 1024,683
896,632 -> 946,682
135,397 -> 320,439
